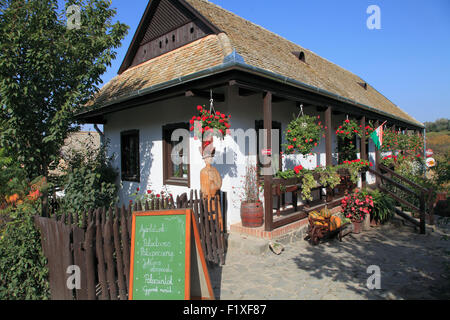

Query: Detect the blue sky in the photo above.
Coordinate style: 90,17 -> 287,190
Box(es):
91,0 -> 450,124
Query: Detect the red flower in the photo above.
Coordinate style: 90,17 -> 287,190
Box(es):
197,105 -> 203,111
294,165 -> 303,174
345,119 -> 350,123
147,190 -> 152,194
136,187 -> 140,191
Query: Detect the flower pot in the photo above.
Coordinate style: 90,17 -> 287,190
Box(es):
241,201 -> 264,228
363,214 -> 371,231
352,221 -> 363,234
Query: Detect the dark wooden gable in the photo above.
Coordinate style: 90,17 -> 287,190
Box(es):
119,0 -> 221,74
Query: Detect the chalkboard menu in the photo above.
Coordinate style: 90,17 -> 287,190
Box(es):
129,210 -> 191,300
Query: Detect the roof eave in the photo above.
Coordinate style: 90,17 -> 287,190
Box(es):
79,60 -> 424,129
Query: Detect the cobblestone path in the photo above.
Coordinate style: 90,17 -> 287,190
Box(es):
209,217 -> 450,300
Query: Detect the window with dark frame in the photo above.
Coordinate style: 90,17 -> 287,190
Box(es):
121,130 -> 140,182
162,123 -> 190,187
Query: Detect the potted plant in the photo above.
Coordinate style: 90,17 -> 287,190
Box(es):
275,165 -> 317,202
340,189 -> 374,234
189,105 -> 231,157
239,163 -> 263,228
314,166 -> 340,201
361,189 -> 394,226
283,114 -> 323,155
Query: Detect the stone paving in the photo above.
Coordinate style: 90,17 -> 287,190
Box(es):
209,216 -> 450,300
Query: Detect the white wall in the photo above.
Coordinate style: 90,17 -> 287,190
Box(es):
104,87 -> 377,228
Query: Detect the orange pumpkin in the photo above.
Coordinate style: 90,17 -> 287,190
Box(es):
330,215 -> 342,231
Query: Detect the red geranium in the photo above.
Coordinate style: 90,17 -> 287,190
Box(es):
190,105 -> 231,140
294,165 -> 304,174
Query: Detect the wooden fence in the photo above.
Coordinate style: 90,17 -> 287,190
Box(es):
34,190 -> 225,300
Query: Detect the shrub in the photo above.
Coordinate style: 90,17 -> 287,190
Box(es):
60,140 -> 119,215
341,189 -> 374,222
0,202 -> 50,300
363,189 -> 395,223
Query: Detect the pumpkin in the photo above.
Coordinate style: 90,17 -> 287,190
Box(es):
330,215 -> 342,231
309,211 -> 328,227
319,208 -> 332,218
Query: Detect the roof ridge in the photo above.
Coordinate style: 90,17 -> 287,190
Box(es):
188,0 -> 365,82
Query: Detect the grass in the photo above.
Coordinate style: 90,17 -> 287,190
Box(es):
426,131 -> 450,157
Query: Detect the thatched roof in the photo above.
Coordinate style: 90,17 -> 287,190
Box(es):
85,0 -> 422,127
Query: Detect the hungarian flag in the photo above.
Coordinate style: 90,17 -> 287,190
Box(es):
370,121 -> 386,150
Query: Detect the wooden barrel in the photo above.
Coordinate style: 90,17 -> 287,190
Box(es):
240,202 -> 264,228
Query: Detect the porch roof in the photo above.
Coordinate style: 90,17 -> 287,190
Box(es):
80,0 -> 423,128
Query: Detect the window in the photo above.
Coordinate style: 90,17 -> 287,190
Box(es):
121,130 -> 140,182
255,120 -> 282,174
162,123 -> 190,187
292,51 -> 306,63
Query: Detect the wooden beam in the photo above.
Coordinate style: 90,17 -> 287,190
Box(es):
375,120 -> 381,187
325,106 -> 333,166
185,90 -> 225,102
272,95 -> 288,103
360,116 -> 367,161
263,91 -> 273,232
360,116 -> 367,188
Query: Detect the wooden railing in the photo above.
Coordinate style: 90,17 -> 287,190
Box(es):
368,164 -> 434,234
265,169 -> 356,231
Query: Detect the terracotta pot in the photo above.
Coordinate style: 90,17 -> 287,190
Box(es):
352,221 -> 363,234
241,201 -> 264,228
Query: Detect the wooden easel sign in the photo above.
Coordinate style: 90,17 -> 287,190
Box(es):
129,209 -> 214,300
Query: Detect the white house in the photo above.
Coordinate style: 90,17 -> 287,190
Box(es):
77,0 -> 424,233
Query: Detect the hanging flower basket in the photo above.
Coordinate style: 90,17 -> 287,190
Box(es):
335,118 -> 362,140
190,105 -> 231,141
283,114 -> 323,155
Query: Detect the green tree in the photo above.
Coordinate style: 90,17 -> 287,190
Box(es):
425,118 -> 449,132
0,0 -> 128,180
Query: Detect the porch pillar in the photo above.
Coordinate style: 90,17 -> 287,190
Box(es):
263,92 -> 273,232
360,116 -> 367,188
325,106 -> 333,166
375,120 -> 381,187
